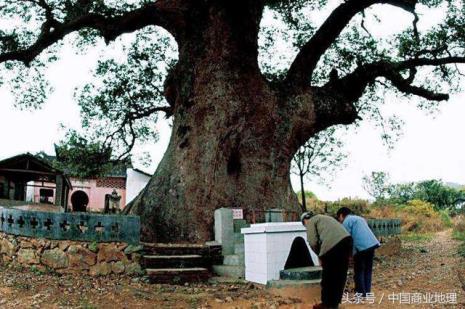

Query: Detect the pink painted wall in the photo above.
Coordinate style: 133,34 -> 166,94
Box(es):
31,177 -> 127,212
68,177 -> 126,212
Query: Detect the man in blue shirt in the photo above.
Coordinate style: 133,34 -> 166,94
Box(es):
337,207 -> 380,297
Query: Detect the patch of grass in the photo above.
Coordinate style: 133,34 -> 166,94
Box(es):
439,210 -> 453,228
453,230 -> 465,241
188,296 -> 200,308
458,243 -> 465,258
30,265 -> 44,275
88,241 -> 98,253
13,281 -> 31,290
452,219 -> 465,257
400,233 -> 433,242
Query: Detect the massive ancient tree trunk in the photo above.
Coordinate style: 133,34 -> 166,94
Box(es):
2,0 -> 455,242
130,4 -> 294,242
127,2 -> 357,243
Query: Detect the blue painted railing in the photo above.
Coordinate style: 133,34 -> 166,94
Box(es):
367,219 -> 402,237
0,207 -> 140,244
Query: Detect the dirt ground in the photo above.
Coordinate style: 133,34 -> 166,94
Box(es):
344,229 -> 465,308
0,229 -> 463,308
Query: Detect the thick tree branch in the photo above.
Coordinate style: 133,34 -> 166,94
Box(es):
325,56 -> 465,102
288,56 -> 465,151
387,71 -> 448,100
0,0 -> 184,66
285,0 -> 417,89
129,105 -> 173,119
287,86 -> 359,153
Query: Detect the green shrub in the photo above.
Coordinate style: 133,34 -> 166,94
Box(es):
400,233 -> 433,242
324,198 -> 370,216
403,199 -> 437,217
453,230 -> 465,241
439,209 -> 453,228
369,202 -> 445,233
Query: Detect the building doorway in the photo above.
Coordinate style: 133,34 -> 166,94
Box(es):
71,191 -> 89,212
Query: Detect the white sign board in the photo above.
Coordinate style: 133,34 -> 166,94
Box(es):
232,208 -> 243,220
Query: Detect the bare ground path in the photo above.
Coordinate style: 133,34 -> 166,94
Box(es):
0,230 -> 463,308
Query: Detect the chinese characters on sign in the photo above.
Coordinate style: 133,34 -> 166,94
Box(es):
342,292 -> 457,305
232,208 -> 243,220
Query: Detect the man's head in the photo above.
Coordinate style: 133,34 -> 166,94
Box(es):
336,207 -> 352,223
300,211 -> 314,226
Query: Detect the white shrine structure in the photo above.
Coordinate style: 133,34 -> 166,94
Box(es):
241,222 -> 319,285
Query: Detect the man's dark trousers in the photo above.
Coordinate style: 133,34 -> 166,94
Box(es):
353,247 -> 376,296
320,236 -> 353,308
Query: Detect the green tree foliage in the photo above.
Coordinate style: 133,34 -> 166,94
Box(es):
73,27 -> 177,161
366,172 -> 465,209
402,199 -> 437,217
391,180 -> 465,210
387,182 -> 417,204
54,130 -> 116,178
0,0 -> 464,168
362,171 -> 392,201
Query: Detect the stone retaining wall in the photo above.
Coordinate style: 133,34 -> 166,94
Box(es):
0,232 -> 143,276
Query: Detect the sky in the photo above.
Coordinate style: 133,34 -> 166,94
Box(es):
0,2 -> 464,201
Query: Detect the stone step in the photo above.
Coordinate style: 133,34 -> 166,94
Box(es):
223,254 -> 244,266
279,266 -> 322,281
266,279 -> 321,289
145,267 -> 210,284
142,242 -> 207,256
212,265 -> 245,279
142,254 -> 206,269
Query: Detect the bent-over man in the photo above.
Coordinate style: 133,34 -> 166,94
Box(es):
301,212 -> 353,309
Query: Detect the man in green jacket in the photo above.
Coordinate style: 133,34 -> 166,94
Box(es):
302,212 -> 353,309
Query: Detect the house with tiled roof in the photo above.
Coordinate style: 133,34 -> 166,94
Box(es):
0,153 -> 151,213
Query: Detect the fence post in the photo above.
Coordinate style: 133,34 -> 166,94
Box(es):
265,209 -> 284,223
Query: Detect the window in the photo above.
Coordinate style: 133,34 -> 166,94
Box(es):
39,189 -> 54,204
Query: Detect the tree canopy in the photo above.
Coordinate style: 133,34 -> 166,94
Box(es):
1,0 -> 464,163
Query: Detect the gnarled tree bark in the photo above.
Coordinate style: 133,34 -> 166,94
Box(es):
2,0 -> 464,242
128,2 -> 306,242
